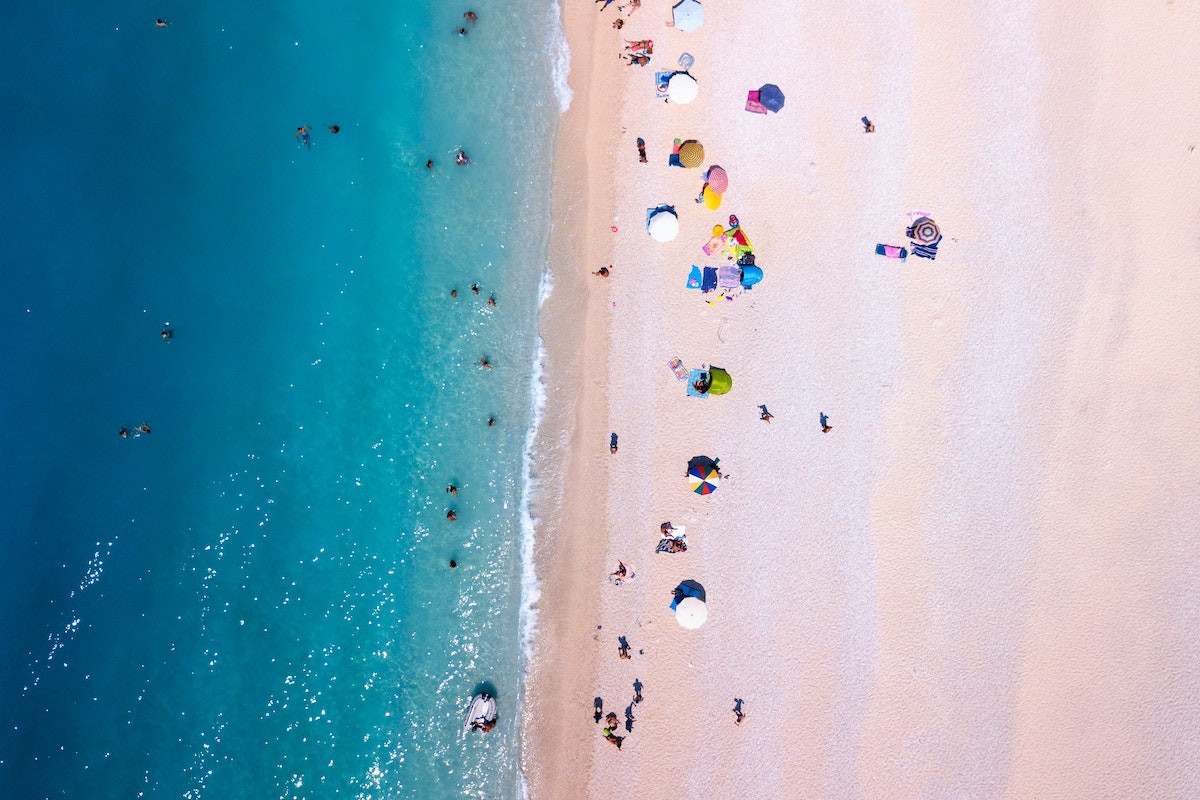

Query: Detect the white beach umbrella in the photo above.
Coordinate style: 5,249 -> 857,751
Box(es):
672,0 -> 705,33
675,596 -> 708,628
667,72 -> 698,104
647,208 -> 680,242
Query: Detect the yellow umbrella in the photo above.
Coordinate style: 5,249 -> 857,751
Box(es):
678,140 -> 704,168
703,185 -> 721,210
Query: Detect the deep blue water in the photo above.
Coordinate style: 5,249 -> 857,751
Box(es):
0,1 -> 565,797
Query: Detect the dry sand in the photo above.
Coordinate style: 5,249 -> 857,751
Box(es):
523,1 -> 1200,798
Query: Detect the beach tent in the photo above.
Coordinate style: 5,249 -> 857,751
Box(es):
670,579 -> 707,629
668,72 -> 698,104
740,265 -> 763,286
647,205 -> 680,242
707,366 -> 732,395
672,0 -> 705,33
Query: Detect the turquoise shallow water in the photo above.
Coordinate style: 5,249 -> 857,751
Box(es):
0,1 -> 564,797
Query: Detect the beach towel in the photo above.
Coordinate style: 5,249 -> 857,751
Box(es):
745,90 -> 768,114
717,266 -> 741,288
702,234 -> 727,256
701,267 -> 718,292
876,243 -> 907,260
655,535 -> 688,554
655,71 -> 671,98
678,52 -> 694,70
686,369 -> 710,398
687,265 -> 702,289
911,242 -> 939,260
669,357 -> 688,380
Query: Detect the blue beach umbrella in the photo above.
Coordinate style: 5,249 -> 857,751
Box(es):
672,0 -> 705,33
758,84 -> 785,113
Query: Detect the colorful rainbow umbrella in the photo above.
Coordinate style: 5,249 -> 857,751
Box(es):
687,456 -> 719,495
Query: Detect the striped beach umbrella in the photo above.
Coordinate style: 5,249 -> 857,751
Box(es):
909,217 -> 941,245
687,456 -> 719,495
705,165 -> 728,193
678,140 -> 704,168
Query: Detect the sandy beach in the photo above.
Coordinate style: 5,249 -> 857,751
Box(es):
523,1 -> 1200,798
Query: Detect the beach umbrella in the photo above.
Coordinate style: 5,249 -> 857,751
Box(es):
675,596 -> 708,628
678,140 -> 704,168
687,457 -> 719,495
667,72 -> 698,104
909,217 -> 941,245
703,185 -> 721,210
647,208 -> 679,242
758,84 -> 785,113
672,0 -> 705,33
706,165 -> 728,193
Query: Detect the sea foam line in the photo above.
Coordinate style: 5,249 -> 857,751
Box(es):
545,0 -> 572,114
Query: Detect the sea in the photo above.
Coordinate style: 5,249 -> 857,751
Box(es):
0,1 -> 568,797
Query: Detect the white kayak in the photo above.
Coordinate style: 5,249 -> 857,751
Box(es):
463,692 -> 497,732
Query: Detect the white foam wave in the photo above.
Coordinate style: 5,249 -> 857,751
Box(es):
517,269 -> 552,670
545,0 -> 572,113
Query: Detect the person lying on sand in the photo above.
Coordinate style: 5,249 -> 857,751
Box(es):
605,711 -> 619,728
609,561 -> 628,579
620,54 -> 650,67
602,728 -> 624,749
624,40 -> 653,52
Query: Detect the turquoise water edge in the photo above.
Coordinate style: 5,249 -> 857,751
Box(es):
0,1 -> 566,797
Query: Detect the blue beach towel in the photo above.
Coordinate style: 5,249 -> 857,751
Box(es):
701,267 -> 718,292
687,265 -> 702,289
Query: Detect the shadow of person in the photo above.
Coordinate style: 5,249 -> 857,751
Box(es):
625,703 -> 636,732
632,678 -> 643,704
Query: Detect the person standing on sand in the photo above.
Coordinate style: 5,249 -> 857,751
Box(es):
862,116 -> 875,133
733,698 -> 746,725
820,412 -> 832,433
610,432 -> 619,454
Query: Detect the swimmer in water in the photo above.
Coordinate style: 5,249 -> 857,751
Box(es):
455,150 -> 471,165
426,159 -> 435,172
464,11 -> 478,22
137,423 -> 152,434
456,27 -> 468,37
296,126 -> 312,149
155,18 -> 170,27
327,124 -> 340,134
161,326 -> 173,340
119,425 -> 130,438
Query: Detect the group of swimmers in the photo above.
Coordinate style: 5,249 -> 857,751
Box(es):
294,124 -> 339,150
455,10 -> 478,37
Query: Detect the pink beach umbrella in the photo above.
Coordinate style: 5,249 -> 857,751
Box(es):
706,165 -> 728,193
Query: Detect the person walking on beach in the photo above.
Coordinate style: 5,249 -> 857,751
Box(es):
759,405 -> 773,422
862,116 -> 875,133
595,0 -> 616,9
733,698 -> 747,726
610,432 -> 619,454
820,412 -> 832,433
